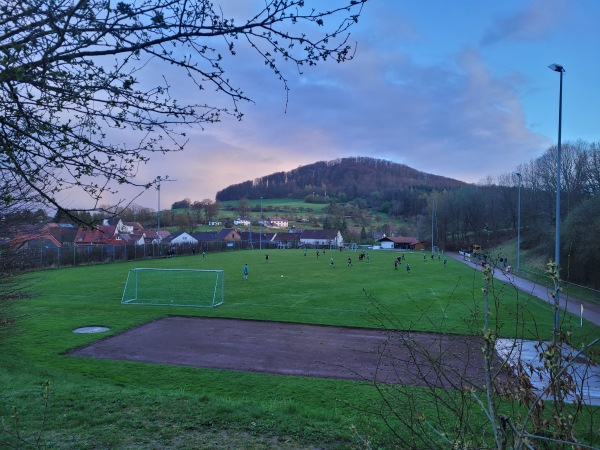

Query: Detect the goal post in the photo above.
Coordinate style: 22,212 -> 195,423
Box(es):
121,268 -> 224,308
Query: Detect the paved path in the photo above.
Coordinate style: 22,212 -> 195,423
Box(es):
449,252 -> 600,406
448,252 -> 600,327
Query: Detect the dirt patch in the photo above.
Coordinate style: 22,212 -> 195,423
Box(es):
68,316 -> 487,388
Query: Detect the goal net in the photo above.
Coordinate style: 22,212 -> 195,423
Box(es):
121,268 -> 224,308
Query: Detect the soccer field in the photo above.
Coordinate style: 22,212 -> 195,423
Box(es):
27,247 -> 593,339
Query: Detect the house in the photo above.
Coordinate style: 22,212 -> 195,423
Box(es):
127,233 -> 147,246
299,230 -> 344,248
272,232 -> 302,249
268,217 -> 288,228
105,232 -> 138,246
40,223 -> 78,246
233,217 -> 252,226
377,235 -> 425,250
214,228 -> 241,241
190,231 -> 218,243
10,233 -> 62,250
124,222 -> 144,233
162,231 -> 198,246
74,225 -> 117,245
141,230 -> 171,244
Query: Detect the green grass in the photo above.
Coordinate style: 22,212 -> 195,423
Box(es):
1,249 -> 598,448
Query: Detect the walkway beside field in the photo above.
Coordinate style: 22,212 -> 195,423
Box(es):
449,252 -> 600,406
448,252 -> 600,327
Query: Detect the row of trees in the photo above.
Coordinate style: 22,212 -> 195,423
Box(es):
416,140 -> 600,287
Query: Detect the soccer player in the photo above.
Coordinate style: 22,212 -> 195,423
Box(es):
330,257 -> 335,268
406,263 -> 411,275
243,264 -> 248,280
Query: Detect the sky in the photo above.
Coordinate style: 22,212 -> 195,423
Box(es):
66,0 -> 600,211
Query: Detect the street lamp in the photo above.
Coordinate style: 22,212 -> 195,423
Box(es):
515,172 -> 521,272
548,63 -> 565,341
156,176 -> 162,243
431,197 -> 436,256
260,197 -> 263,250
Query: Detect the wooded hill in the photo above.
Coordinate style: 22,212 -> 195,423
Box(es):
216,157 -> 465,204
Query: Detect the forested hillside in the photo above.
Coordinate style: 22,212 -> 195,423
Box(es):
216,157 -> 465,204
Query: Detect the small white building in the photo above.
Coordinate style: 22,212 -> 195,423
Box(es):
233,217 -> 252,226
268,217 -> 289,228
299,230 -> 343,248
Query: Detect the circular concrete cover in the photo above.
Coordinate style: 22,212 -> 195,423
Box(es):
73,326 -> 110,334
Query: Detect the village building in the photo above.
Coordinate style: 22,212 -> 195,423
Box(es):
377,235 -> 424,250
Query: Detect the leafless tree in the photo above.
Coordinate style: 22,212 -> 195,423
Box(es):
350,265 -> 599,449
0,0 -> 367,216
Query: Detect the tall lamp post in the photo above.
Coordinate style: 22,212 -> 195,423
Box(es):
548,63 -> 565,341
157,176 -> 162,243
515,172 -> 521,272
259,197 -> 263,250
431,197 -> 435,256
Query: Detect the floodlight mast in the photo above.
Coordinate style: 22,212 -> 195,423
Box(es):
260,197 -> 263,250
548,63 -> 565,343
157,176 -> 161,243
431,197 -> 435,255
515,172 -> 521,272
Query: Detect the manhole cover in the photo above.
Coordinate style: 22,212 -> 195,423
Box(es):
73,326 -> 110,334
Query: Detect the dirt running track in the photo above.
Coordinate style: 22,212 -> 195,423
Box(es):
69,317 -> 487,388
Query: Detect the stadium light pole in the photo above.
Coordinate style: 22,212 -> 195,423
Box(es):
157,176 -> 162,243
431,197 -> 435,256
515,172 -> 521,272
548,63 -> 565,342
260,197 -> 263,250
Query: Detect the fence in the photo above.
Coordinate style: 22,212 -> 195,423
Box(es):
4,241 -> 241,271
518,268 -> 600,307
2,239 -> 323,272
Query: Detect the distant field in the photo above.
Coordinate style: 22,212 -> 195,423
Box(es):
2,249 -> 598,448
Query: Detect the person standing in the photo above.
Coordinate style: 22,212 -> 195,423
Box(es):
347,256 -> 353,267
330,257 -> 335,268
243,263 -> 248,280
406,263 -> 411,275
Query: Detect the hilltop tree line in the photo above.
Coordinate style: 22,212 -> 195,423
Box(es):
216,157 -> 464,206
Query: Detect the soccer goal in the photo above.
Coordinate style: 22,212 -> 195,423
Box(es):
121,268 -> 224,308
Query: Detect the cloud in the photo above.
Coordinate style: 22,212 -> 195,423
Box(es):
481,0 -> 572,45
69,2 -> 559,210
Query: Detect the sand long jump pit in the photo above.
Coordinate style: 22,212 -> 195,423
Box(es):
68,316 -> 487,388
